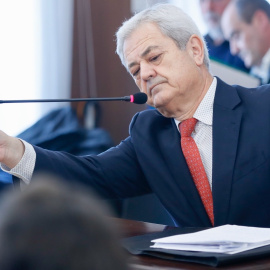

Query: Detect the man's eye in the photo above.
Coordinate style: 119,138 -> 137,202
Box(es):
132,69 -> 140,77
150,54 -> 161,62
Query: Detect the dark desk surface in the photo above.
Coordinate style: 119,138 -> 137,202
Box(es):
113,218 -> 270,270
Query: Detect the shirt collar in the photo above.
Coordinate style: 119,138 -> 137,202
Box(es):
174,77 -> 217,129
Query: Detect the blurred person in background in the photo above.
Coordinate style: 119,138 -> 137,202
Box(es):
221,0 -> 270,84
200,0 -> 248,71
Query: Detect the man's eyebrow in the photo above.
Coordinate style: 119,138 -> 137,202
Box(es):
141,45 -> 160,57
128,45 -> 160,69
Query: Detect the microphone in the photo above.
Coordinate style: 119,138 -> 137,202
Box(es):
0,92 -> 147,105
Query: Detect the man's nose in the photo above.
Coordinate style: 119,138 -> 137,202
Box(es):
140,62 -> 156,81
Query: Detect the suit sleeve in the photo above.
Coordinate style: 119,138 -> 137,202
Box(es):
33,113 -> 151,199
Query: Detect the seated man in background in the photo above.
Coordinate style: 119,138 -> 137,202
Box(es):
0,176 -> 128,270
200,0 -> 248,71
221,0 -> 270,84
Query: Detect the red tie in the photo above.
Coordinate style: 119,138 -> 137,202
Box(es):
179,118 -> 214,226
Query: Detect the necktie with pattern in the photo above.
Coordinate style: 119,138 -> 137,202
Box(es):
179,118 -> 214,226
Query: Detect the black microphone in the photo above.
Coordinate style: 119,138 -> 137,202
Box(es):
0,92 -> 147,105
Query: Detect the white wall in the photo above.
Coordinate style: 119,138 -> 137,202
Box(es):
130,0 -> 207,34
169,0 -> 207,34
0,0 -> 73,136
0,1 -> 42,136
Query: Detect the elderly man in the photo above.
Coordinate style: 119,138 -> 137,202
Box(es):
199,0 -> 248,71
1,4 -> 270,228
221,0 -> 270,84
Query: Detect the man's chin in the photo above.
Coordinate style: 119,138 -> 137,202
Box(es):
152,97 -> 162,109
153,100 -> 167,114
152,92 -> 170,111
243,58 -> 252,68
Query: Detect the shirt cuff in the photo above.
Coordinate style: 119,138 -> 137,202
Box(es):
1,139 -> 36,185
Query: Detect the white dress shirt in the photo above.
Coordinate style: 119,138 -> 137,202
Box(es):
1,139 -> 36,185
174,77 -> 217,188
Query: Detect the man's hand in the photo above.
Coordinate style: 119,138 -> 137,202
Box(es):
0,131 -> 24,169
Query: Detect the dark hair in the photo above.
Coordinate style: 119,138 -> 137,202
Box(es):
235,0 -> 270,23
0,175 -> 128,270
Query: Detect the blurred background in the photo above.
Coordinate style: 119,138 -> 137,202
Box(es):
2,0 -> 269,141
0,0 -> 208,142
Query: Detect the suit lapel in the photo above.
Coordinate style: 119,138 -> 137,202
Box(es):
158,117 -> 211,225
212,78 -> 242,226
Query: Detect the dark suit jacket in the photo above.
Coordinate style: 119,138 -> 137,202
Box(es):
204,34 -> 249,73
33,77 -> 270,228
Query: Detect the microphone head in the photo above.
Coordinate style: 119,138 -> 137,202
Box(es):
130,93 -> 147,104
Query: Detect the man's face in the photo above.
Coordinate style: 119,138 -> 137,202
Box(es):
200,0 -> 231,38
222,5 -> 264,67
123,23 -> 205,118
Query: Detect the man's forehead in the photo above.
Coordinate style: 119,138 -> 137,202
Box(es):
123,23 -> 169,63
127,45 -> 161,69
124,24 -> 162,50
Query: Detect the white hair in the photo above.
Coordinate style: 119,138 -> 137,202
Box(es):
116,4 -> 210,69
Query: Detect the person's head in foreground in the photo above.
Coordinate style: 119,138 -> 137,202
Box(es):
0,175 -> 128,270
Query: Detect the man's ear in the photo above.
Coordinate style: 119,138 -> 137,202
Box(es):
252,10 -> 269,30
187,34 -> 205,66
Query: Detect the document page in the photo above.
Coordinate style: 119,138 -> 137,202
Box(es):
151,225 -> 270,254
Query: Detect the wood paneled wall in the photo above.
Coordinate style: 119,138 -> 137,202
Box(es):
71,0 -> 147,144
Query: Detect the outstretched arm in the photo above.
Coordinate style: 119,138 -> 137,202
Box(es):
0,130 -> 25,169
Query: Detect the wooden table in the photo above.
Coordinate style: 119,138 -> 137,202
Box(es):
113,218 -> 270,270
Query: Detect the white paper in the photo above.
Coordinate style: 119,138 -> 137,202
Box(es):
151,225 -> 270,254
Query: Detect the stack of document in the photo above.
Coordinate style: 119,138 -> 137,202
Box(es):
151,224 -> 270,254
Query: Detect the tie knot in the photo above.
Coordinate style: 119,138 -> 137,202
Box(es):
179,118 -> 197,137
